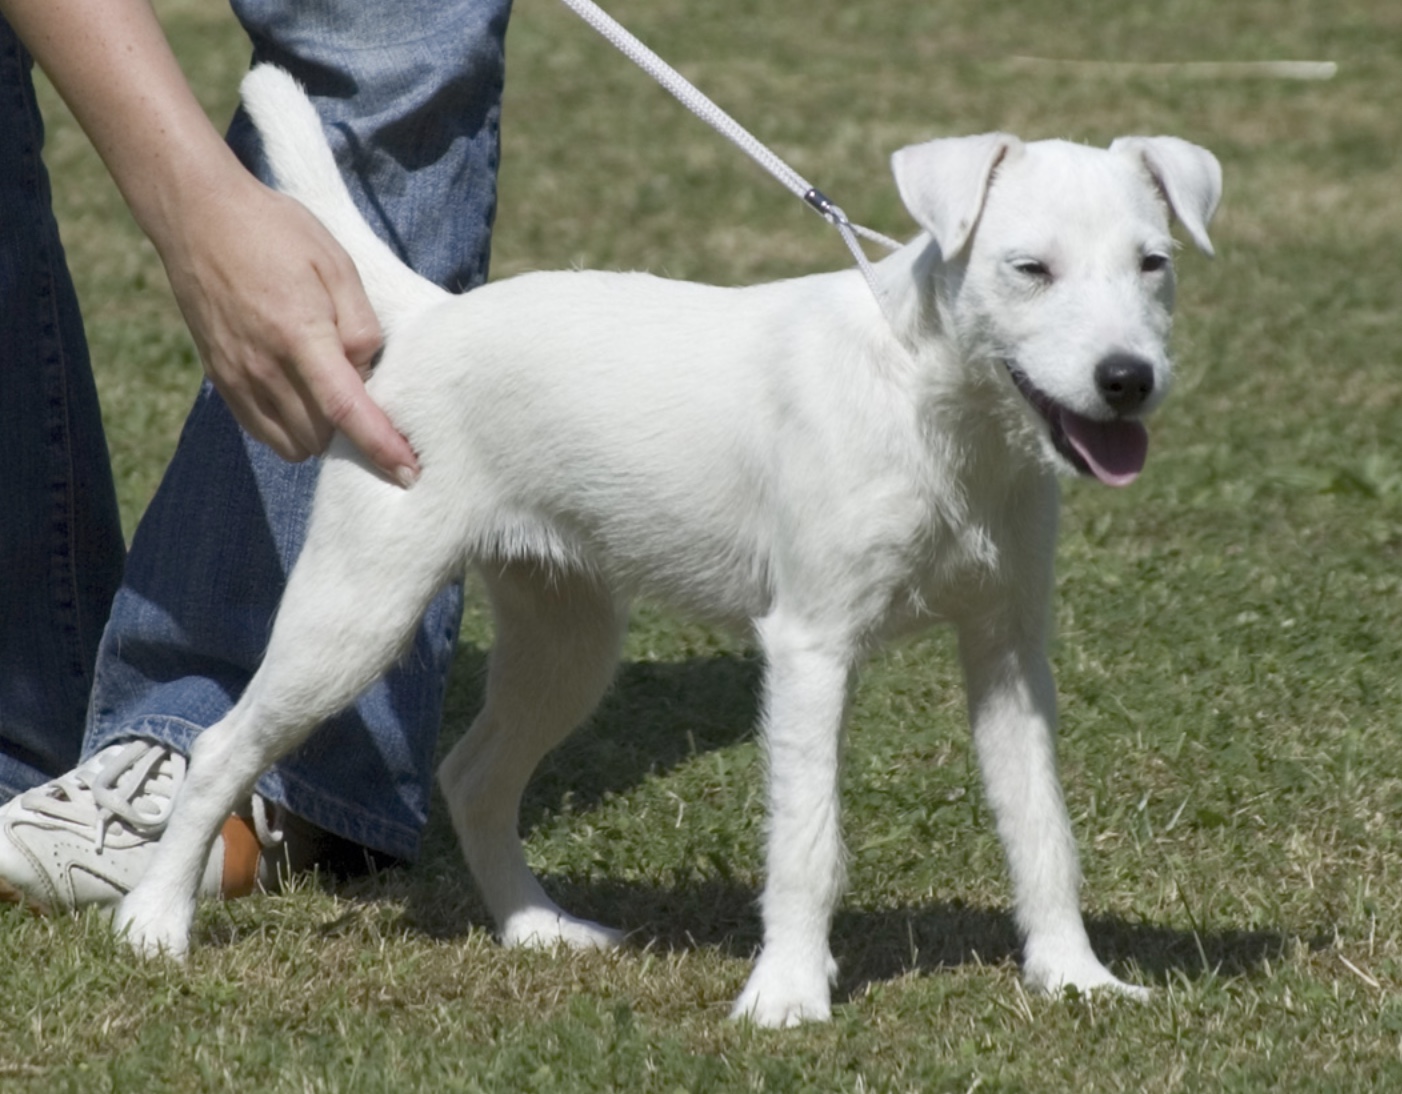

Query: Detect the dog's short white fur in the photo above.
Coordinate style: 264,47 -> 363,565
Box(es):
115,65 -> 1221,1027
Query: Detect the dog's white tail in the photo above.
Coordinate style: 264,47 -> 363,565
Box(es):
239,64 -> 447,328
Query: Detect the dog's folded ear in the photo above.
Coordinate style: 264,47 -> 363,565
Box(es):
891,133 -> 1021,261
1110,137 -> 1223,256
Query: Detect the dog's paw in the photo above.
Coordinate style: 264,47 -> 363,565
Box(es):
1024,953 -> 1149,1001
112,890 -> 194,961
730,951 -> 836,1028
500,907 -> 624,952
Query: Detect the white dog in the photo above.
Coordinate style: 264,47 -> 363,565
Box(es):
116,64 -> 1220,1027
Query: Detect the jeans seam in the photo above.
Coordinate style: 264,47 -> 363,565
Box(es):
4,27 -> 99,733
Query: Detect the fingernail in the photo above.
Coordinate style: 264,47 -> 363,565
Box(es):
395,465 -> 420,489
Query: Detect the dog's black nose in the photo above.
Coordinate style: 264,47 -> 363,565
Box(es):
1094,354 -> 1155,414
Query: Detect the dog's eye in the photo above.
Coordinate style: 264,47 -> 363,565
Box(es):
1013,259 -> 1051,279
1140,253 -> 1172,274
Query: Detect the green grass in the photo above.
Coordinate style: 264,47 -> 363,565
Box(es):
7,0 -> 1402,1088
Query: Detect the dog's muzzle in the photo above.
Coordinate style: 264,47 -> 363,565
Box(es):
1005,360 -> 1151,487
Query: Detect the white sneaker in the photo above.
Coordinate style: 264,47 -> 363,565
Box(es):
0,740 -> 285,914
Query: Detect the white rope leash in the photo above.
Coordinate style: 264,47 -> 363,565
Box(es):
556,0 -> 902,315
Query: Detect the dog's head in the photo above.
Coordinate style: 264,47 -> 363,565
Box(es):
891,133 -> 1221,486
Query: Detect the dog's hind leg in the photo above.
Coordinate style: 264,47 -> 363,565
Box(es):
438,563 -> 629,951
115,470 -> 459,957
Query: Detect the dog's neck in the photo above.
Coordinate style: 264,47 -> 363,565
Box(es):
868,235 -> 937,350
866,234 -> 1060,499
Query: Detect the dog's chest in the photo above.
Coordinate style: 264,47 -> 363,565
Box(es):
873,458 -> 1056,641
879,517 -> 1000,632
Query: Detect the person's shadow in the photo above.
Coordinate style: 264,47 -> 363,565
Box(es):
367,643 -> 1290,999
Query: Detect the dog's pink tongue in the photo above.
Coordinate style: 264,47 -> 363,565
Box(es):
1059,410 -> 1149,487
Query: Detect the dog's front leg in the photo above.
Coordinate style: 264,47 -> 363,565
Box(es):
114,711 -> 264,958
731,614 -> 853,1027
957,622 -> 1147,999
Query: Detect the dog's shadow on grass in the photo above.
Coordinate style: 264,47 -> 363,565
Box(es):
382,645 -> 1289,995
833,906 -> 1292,998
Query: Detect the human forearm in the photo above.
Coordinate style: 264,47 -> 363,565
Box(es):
0,0 -> 240,250
1,0 -> 419,484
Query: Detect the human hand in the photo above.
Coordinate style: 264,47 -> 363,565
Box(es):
160,175 -> 420,487
0,0 -> 420,487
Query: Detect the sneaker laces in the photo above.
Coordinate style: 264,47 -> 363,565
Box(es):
19,739 -> 286,858
246,793 -> 285,851
19,740 -> 186,853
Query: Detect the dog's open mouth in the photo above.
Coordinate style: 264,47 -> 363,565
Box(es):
1005,365 -> 1148,487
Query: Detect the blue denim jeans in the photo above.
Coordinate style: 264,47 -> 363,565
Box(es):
0,24 -> 126,799
1,0 -> 512,860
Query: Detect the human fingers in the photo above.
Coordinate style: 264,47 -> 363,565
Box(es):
305,250 -> 420,484
163,184 -> 418,483
207,314 -> 416,488
197,329 -> 327,462
290,325 -> 420,488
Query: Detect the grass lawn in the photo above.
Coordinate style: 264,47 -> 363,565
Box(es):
6,0 -> 1402,1089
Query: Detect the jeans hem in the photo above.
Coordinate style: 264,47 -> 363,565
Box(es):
83,718 -> 422,861
0,749 -> 54,802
